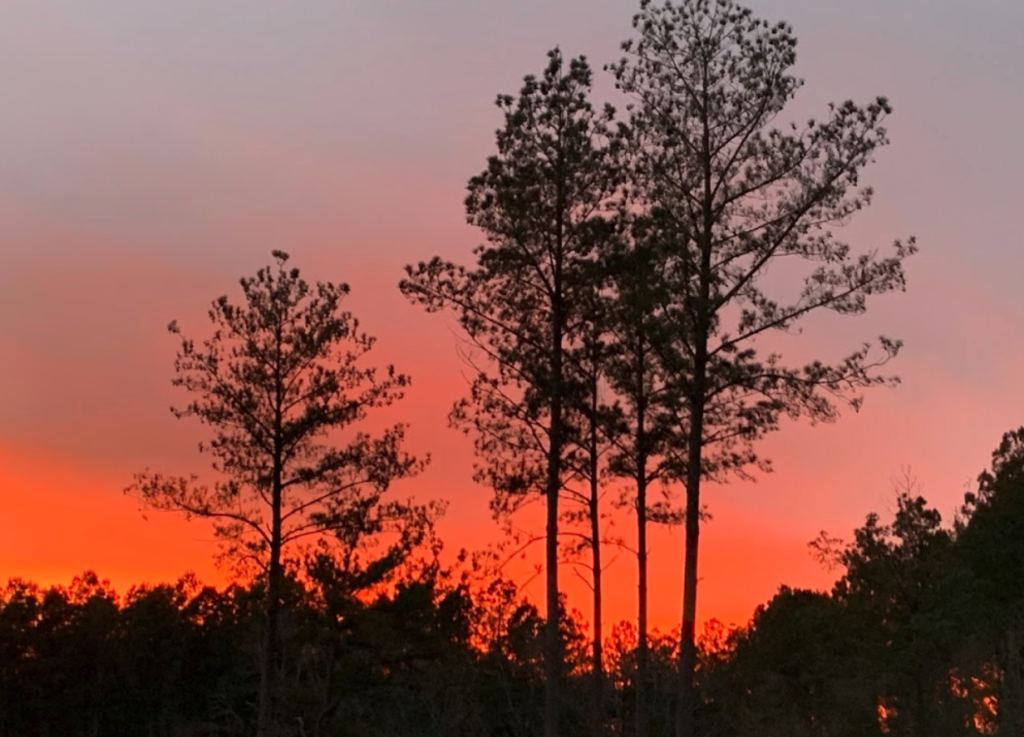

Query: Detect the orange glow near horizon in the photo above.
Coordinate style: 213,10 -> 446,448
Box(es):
0,434 -> 874,632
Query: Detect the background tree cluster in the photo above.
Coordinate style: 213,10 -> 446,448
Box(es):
700,427 -> 1024,737
6,426 -> 1024,736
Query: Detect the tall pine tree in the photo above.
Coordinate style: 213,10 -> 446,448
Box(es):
402,49 -> 621,737
610,2 -> 916,733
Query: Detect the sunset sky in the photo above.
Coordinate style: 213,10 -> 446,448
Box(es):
1,0 -> 1023,632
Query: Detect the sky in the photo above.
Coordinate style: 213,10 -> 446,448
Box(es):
1,0 -> 1023,631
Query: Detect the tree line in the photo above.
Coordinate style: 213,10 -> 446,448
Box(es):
3,0 -> 955,735
5,432 -> 1024,735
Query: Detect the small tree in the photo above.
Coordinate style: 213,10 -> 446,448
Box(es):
401,49 -> 621,737
610,2 -> 917,734
128,251 -> 425,737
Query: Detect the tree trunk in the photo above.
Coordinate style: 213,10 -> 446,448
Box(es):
585,357 -> 605,737
545,439 -> 562,737
260,327 -> 288,737
675,301 -> 709,737
636,471 -> 649,737
675,427 -> 703,737
675,76 -> 716,737
259,381 -> 286,737
544,302 -> 564,737
257,539 -> 282,737
590,416 -> 605,737
677,81 -> 713,737
635,332 -> 650,737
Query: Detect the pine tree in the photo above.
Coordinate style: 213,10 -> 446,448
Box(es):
129,252 -> 425,736
610,2 -> 916,733
402,49 -> 622,737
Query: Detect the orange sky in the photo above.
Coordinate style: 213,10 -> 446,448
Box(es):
2,0 -> 1023,631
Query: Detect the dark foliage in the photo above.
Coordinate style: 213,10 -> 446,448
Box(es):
9,428 -> 1024,736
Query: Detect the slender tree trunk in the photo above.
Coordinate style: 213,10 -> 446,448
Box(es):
670,298 -> 710,737
677,78 -> 713,737
590,392 -> 605,737
675,365 -> 709,733
257,515 -> 283,737
545,296 -> 565,737
636,471 -> 649,737
545,431 -> 562,737
634,333 -> 650,737
591,490 -> 604,737
675,401 -> 704,737
259,347 -> 286,737
586,358 -> 605,737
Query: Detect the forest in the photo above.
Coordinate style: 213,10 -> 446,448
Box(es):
2,0 -> 1019,736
